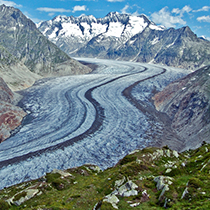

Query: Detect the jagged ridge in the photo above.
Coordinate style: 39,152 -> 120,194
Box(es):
38,12 -> 210,70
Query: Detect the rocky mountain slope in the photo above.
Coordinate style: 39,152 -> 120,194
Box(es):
0,44 -> 41,91
0,143 -> 209,209
153,65 -> 210,150
0,4 -> 91,77
108,26 -> 210,70
0,77 -> 26,142
38,12 -> 210,70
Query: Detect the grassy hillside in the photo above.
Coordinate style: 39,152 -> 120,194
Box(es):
0,143 -> 209,209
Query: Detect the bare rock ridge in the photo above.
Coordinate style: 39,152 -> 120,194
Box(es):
153,65 -> 210,150
0,77 -> 26,142
38,12 -> 210,70
0,4 -> 91,79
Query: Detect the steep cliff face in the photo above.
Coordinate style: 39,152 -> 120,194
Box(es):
0,77 -> 26,142
0,5 -> 91,77
153,65 -> 210,150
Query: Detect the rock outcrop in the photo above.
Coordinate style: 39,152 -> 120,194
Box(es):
153,65 -> 210,150
0,77 -> 26,142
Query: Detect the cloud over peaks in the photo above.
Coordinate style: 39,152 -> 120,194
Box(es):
72,5 -> 88,13
151,6 -> 186,28
197,15 -> 210,23
37,7 -> 71,13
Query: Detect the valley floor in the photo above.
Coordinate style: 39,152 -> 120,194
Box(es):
0,58 -> 188,189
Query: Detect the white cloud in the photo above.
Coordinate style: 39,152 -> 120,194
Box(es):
197,15 -> 210,23
0,0 -> 22,7
48,13 -> 55,17
172,5 -> 192,16
121,5 -> 129,14
72,5 -> 87,13
107,0 -> 124,2
193,6 -> 210,12
37,7 -> 71,13
151,6 -> 186,28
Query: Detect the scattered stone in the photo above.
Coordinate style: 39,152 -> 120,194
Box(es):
7,189 -> 39,206
115,176 -> 126,188
103,194 -> 119,209
89,165 -> 102,173
181,162 -> 186,167
159,185 -> 169,201
173,150 -> 179,158
129,150 -> 140,155
181,187 -> 189,199
154,176 -> 173,201
166,168 -> 172,173
117,181 -> 138,197
152,149 -> 164,160
103,180 -> 139,209
141,190 -> 150,202
166,150 -> 171,157
130,202 -> 140,207
52,169 -> 72,177
122,189 -> 138,197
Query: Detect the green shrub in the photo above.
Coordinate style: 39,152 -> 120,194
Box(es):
166,168 -> 182,177
120,162 -> 146,176
101,201 -> 115,210
188,177 -> 203,188
119,155 -> 136,165
0,200 -> 10,210
46,173 -> 61,183
13,191 -> 27,201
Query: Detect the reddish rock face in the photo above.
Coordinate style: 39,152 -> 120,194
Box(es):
0,77 -> 26,143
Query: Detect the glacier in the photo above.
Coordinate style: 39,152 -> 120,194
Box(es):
0,58 -> 188,189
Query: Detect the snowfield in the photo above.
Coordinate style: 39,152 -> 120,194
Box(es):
0,59 -> 188,189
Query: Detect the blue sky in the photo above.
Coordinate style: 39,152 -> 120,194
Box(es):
1,0 -> 210,40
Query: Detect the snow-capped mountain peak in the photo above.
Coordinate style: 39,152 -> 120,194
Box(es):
38,12 -> 164,55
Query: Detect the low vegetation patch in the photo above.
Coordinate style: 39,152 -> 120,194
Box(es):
0,144 -> 210,209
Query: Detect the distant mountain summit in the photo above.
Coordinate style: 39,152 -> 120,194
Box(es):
0,4 -> 90,78
38,12 -> 210,70
38,12 -> 164,55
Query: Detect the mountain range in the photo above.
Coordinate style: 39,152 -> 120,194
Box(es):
38,12 -> 210,70
0,4 -> 91,91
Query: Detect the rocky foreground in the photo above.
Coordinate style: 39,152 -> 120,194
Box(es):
0,143 -> 209,209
